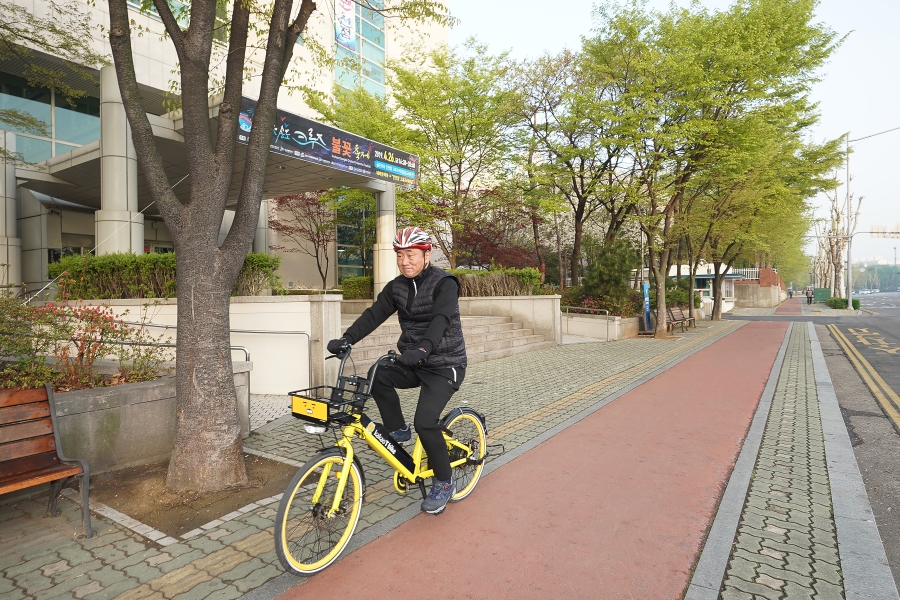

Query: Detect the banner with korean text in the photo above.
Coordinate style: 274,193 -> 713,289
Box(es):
334,0 -> 357,51
236,97 -> 419,187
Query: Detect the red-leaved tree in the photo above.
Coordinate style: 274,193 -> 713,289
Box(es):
269,192 -> 337,289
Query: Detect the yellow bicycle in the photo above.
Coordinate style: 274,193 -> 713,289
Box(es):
274,348 -> 487,575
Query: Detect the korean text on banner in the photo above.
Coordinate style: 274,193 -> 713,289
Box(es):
335,0 -> 357,51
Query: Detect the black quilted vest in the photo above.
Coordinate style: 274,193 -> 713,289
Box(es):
391,266 -> 467,369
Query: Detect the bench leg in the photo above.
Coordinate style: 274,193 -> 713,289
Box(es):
79,472 -> 93,538
47,477 -> 70,517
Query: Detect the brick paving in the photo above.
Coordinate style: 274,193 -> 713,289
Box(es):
0,320 -> 767,600
249,395 -> 290,431
719,323 -> 844,599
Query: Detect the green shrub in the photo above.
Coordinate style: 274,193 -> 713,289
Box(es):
339,276 -> 374,300
48,252 -> 281,299
852,299 -> 860,310
581,240 -> 639,307
825,297 -> 849,309
448,267 -> 542,297
233,253 -> 283,296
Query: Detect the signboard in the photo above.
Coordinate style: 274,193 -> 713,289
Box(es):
643,283 -> 651,331
236,97 -> 419,187
334,0 -> 357,51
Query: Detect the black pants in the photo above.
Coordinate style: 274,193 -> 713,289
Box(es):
807,296 -> 813,304
371,364 -> 464,481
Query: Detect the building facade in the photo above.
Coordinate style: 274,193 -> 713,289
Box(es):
1,0 -> 446,295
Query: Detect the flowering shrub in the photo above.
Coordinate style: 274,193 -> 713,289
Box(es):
0,277 -> 173,390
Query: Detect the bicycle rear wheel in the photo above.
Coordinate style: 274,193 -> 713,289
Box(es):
274,448 -> 364,575
444,408 -> 486,502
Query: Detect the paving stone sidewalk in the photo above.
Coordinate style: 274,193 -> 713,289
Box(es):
0,321 -> 740,600
719,323 -> 843,599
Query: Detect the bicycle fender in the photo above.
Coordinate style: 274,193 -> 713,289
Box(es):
441,406 -> 487,434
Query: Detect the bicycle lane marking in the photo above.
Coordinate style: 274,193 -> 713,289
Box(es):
276,321 -> 788,600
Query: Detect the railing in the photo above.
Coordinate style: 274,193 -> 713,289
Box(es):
121,321 -> 311,388
732,268 -> 759,280
561,306 -> 611,342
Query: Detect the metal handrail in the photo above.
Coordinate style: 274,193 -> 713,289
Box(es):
561,306 -> 611,342
120,321 -> 311,388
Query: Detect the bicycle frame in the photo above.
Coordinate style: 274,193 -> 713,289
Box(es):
302,348 -> 475,518
312,414 -> 474,518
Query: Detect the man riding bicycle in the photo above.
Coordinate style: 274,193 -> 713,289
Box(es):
327,226 -> 466,515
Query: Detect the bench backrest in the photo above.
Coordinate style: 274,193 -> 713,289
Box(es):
670,306 -> 687,321
0,387 -> 61,478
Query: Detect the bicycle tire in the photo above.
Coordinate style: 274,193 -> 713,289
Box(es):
274,448 -> 364,575
444,408 -> 486,502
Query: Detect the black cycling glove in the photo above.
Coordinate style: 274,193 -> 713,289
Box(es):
327,337 -> 349,354
398,341 -> 432,366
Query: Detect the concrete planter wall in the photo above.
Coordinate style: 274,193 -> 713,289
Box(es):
54,363 -> 251,474
58,295 -> 342,394
342,295 -> 562,345
560,313 -> 640,341
734,282 -> 781,308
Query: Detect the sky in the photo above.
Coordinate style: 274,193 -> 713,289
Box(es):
448,0 -> 900,265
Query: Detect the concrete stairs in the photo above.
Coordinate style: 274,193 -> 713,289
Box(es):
340,315 -> 556,376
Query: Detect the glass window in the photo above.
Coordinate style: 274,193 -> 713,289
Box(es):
0,72 -> 51,136
335,45 -> 359,69
54,95 -> 100,145
361,59 -> 384,84
360,21 -> 383,47
361,8 -> 384,28
335,65 -> 359,89
361,41 -> 385,65
360,77 -> 385,97
15,136 -> 52,163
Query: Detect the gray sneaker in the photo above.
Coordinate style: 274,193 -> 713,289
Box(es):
421,478 -> 454,514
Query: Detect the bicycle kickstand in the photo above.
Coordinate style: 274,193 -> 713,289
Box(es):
417,479 -> 427,500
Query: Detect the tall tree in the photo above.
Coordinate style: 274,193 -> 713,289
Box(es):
390,41 -> 518,267
105,0 -> 452,493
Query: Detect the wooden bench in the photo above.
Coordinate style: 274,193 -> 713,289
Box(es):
669,306 -> 696,329
0,384 -> 93,537
649,310 -> 677,334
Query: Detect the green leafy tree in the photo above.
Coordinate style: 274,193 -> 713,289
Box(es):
104,0 -> 453,493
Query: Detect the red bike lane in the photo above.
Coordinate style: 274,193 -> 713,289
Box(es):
775,297 -> 803,315
279,321 -> 788,600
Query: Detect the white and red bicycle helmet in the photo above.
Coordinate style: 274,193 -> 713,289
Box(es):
393,227 -> 432,251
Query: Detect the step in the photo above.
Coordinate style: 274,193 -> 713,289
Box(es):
348,328 -> 537,361
351,322 -> 526,349
344,334 -> 549,375
340,315 -> 513,331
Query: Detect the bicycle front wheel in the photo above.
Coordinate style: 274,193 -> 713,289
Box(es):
274,448 -> 364,575
444,408 -> 487,502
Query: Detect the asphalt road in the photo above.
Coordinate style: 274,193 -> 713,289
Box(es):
728,292 -> 900,590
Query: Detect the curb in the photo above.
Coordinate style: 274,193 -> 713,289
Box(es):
240,322 -> 747,600
809,322 -> 899,600
684,323 -> 792,599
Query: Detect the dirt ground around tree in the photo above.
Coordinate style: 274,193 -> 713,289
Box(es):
90,454 -> 297,538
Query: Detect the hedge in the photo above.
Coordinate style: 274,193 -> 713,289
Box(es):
824,297 -> 859,310
48,252 -> 281,299
448,267 -> 542,297
339,276 -> 374,300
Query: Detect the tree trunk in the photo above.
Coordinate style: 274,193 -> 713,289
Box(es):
688,266 -> 698,320
531,216 -> 546,282
711,261 -> 724,321
570,217 -> 583,286
648,246 -> 669,339
166,245 -> 248,492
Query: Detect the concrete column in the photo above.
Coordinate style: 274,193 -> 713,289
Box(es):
373,183 -> 397,296
252,199 -> 269,254
96,66 -> 143,255
0,131 -> 22,290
